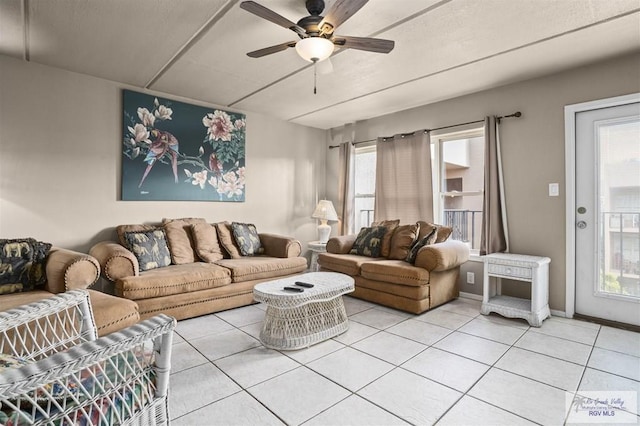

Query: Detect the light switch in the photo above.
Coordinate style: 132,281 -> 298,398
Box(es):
549,183 -> 559,197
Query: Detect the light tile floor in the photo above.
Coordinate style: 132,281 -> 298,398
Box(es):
169,296 -> 640,425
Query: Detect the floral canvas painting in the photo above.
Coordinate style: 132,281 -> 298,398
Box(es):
121,90 -> 246,201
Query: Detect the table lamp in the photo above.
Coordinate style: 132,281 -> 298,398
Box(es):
312,200 -> 339,244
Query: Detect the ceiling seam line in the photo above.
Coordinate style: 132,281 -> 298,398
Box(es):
22,0 -> 30,61
144,0 -> 239,90
287,8 -> 640,123
226,0 -> 454,108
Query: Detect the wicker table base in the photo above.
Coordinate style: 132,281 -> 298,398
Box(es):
253,272 -> 355,350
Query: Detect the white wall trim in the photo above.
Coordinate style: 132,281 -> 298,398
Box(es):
563,92 -> 640,320
459,291 -> 483,301
550,309 -> 567,318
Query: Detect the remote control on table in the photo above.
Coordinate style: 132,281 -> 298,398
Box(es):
294,281 -> 314,288
283,286 -> 304,292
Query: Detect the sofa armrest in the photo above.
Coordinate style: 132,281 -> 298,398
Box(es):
259,234 -> 302,258
326,235 -> 356,254
45,248 -> 101,293
414,240 -> 470,272
89,241 -> 139,282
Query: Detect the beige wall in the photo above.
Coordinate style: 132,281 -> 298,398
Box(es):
0,55 -> 327,253
326,52 -> 640,312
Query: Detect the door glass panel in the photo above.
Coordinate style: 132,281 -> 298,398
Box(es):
598,118 -> 640,298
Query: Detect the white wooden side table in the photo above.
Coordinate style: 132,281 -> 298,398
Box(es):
481,253 -> 551,327
308,241 -> 327,272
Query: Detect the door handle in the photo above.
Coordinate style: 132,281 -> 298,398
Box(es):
577,221 -> 587,229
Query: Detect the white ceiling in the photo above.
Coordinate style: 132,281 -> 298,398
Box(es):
1,0 -> 639,129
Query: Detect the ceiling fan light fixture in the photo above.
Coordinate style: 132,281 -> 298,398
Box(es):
295,37 -> 334,62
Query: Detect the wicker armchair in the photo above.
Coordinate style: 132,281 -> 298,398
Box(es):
0,290 -> 176,425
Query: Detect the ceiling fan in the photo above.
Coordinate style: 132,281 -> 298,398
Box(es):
240,0 -> 395,63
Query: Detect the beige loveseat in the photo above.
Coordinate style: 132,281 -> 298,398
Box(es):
318,221 -> 469,314
0,246 -> 140,336
90,218 -> 307,321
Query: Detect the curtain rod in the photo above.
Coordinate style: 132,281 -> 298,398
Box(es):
328,111 -> 522,149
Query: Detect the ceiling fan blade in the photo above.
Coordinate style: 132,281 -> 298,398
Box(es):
247,41 -> 297,58
240,1 -> 306,37
332,35 -> 395,54
319,0 -> 368,35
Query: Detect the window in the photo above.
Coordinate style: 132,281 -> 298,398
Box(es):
354,145 -> 376,230
432,129 -> 485,250
351,128 -> 485,252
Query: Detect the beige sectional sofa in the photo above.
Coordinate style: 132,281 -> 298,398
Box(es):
90,218 -> 307,321
0,246 -> 140,336
318,221 -> 469,314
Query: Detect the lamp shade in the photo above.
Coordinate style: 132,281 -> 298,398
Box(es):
312,200 -> 338,221
295,37 -> 334,62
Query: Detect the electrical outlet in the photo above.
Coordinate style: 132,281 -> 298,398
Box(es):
467,272 -> 475,284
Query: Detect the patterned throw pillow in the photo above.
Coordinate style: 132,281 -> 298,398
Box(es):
371,219 -> 400,258
406,226 -> 438,264
123,229 -> 171,271
350,226 -> 387,258
417,221 -> 453,244
231,222 -> 264,256
0,238 -> 52,294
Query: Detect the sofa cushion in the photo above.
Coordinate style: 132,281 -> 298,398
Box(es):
0,238 -> 52,294
231,222 -> 264,256
216,256 -> 307,282
371,219 -> 399,258
317,252 -> 382,276
122,229 -> 171,271
361,260 -> 430,286
163,218 -> 206,264
406,225 -> 437,264
388,224 -> 418,260
417,221 -> 453,244
356,276 -> 430,300
116,263 -> 232,300
350,226 -> 387,257
216,222 -> 242,258
191,223 -> 224,262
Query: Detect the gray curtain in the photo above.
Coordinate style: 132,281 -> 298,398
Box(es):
338,141 -> 356,235
374,131 -> 433,223
480,116 -> 509,255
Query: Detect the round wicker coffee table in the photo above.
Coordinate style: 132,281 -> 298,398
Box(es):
253,272 -> 355,350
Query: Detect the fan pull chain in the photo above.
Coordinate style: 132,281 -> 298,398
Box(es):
313,60 -> 318,95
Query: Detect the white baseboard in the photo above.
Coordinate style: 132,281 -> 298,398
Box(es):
459,292 -> 482,301
550,309 -> 567,318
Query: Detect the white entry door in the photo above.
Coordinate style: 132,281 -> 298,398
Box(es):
573,96 -> 640,326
